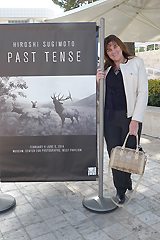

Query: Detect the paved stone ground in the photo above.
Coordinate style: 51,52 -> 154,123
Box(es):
0,134 -> 160,240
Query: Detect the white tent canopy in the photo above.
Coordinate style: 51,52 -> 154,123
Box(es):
47,0 -> 160,42
0,0 -> 63,22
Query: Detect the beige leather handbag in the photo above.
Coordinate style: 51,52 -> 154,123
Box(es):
109,133 -> 147,175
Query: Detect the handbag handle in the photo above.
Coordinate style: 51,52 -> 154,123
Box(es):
122,133 -> 139,153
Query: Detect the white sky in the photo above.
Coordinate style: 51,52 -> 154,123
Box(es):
0,0 -> 61,8
15,76 -> 96,103
0,0 -> 64,17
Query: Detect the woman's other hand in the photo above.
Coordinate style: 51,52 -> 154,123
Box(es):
129,120 -> 139,136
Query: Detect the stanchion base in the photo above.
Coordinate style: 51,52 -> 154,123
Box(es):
0,194 -> 16,213
82,195 -> 118,213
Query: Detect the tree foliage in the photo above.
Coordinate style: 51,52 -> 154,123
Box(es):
148,79 -> 160,106
52,0 -> 98,11
0,76 -> 28,112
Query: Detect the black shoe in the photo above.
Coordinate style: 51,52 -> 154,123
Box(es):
128,179 -> 132,191
116,193 -> 125,204
127,185 -> 132,191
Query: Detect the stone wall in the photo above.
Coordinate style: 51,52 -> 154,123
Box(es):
137,49 -> 160,69
142,106 -> 160,138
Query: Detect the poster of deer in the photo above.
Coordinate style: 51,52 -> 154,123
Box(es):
0,76 -> 96,136
0,23 -> 97,181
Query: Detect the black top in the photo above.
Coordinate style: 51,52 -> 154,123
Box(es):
104,67 -> 127,119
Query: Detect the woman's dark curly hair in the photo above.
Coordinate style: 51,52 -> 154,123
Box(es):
104,35 -> 132,70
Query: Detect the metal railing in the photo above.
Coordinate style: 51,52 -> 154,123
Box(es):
146,67 -> 160,79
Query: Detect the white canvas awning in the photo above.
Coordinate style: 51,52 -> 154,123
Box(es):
0,0 -> 63,21
46,0 -> 160,42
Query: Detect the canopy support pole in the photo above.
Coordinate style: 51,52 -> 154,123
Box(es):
0,194 -> 16,213
82,18 -> 118,212
0,180 -> 16,213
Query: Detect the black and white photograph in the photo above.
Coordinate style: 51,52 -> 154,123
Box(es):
0,75 -> 96,136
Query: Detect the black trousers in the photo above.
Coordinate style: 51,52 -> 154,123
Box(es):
104,110 -> 142,195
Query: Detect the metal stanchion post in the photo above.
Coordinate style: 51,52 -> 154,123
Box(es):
82,18 -> 118,212
0,178 -> 16,213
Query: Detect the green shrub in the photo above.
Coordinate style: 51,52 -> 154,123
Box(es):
148,79 -> 160,107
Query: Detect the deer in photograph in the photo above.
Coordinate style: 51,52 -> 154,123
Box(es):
31,101 -> 37,108
51,92 -> 79,126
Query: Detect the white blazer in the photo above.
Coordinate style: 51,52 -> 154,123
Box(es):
105,57 -> 148,122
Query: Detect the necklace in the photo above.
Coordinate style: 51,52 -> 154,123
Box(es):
114,58 -> 127,75
114,67 -> 120,75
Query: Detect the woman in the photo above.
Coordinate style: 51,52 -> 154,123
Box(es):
97,35 -> 148,204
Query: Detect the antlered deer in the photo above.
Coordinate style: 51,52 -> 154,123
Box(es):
31,101 -> 37,108
51,92 -> 79,126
